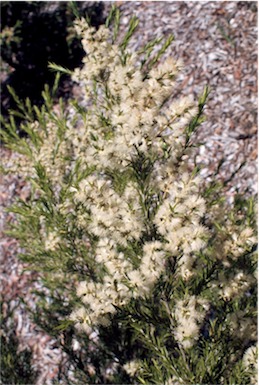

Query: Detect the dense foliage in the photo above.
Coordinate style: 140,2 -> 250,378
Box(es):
1,7 -> 257,384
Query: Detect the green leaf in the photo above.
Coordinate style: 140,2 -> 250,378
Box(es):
119,16 -> 139,51
146,34 -> 174,72
48,62 -> 73,75
54,319 -> 74,331
68,1 -> 80,19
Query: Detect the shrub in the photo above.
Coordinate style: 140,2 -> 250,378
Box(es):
1,7 -> 257,384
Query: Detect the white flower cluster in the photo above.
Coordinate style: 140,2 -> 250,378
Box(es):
228,309 -> 257,343
123,359 -> 142,377
67,20 -> 210,332
153,170 -> 208,280
172,295 -> 209,349
211,209 -> 256,266
72,175 -> 143,245
67,19 -> 195,173
242,344 -> 257,384
223,227 -> 256,260
218,271 -> 255,301
44,231 -> 61,252
4,120 -> 69,188
34,121 -> 68,185
71,237 -> 167,332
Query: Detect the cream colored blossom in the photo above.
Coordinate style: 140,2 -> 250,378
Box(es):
173,295 -> 209,349
165,375 -> 185,385
243,344 -> 258,385
219,272 -> 254,301
44,231 -> 61,251
243,344 -> 257,368
228,310 -> 257,342
123,359 -> 141,376
178,254 -> 194,280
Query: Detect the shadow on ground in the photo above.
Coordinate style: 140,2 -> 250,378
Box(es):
1,1 -> 105,119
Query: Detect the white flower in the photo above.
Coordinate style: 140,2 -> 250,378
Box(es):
44,231 -> 61,251
127,270 -> 144,288
165,374 -> 185,385
243,345 -> 258,385
123,360 -> 141,376
243,344 -> 257,369
173,295 -> 208,349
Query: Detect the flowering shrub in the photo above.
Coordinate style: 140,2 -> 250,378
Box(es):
1,8 -> 257,385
